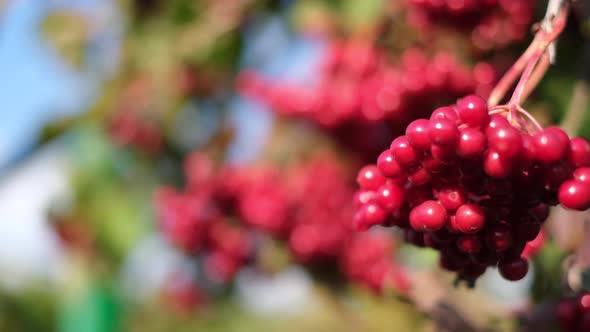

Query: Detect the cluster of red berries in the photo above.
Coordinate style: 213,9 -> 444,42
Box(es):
353,94 -> 590,283
238,42 -> 497,128
556,293 -> 590,332
156,152 -> 409,293
406,0 -> 536,50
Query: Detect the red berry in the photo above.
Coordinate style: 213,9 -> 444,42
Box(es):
377,150 -> 405,178
357,165 -> 386,190
431,144 -> 456,162
354,189 -> 377,207
457,235 -> 481,253
377,183 -> 404,211
455,204 -> 485,233
574,167 -> 590,184
558,180 -> 590,210
498,257 -> 528,281
437,187 -> 466,211
485,114 -> 510,136
391,136 -> 420,166
409,200 -> 448,231
429,118 -> 459,146
430,106 -> 458,123
487,125 -> 522,158
406,119 -> 431,150
533,128 -> 568,164
485,223 -> 512,251
569,137 -> 590,168
483,150 -> 512,178
457,127 -> 486,158
408,167 -> 432,185
456,94 -> 489,127
359,203 -> 387,228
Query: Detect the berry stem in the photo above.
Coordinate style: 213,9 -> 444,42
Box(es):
488,1 -> 569,108
509,50 -> 543,115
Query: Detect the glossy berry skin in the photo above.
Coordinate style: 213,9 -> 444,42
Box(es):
377,150 -> 405,178
390,136 -> 419,166
487,125 -> 522,158
558,180 -> 590,210
569,137 -> 590,168
354,189 -> 377,207
430,106 -> 458,123
574,167 -> 590,184
429,118 -> 459,146
357,165 -> 386,190
406,119 -> 431,150
377,183 -> 404,211
437,187 -> 466,211
484,150 -> 512,178
498,257 -> 528,281
457,127 -> 486,158
455,204 -> 485,233
485,223 -> 512,251
533,128 -> 569,164
456,95 -> 489,127
409,200 -> 447,231
485,114 -> 510,135
408,167 -> 432,185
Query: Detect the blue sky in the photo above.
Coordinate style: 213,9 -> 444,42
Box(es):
0,0 -> 118,170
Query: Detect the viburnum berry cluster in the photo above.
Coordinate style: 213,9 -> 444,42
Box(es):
353,94 -> 584,283
406,0 -> 536,50
353,3 -> 578,284
556,293 -> 590,332
238,41 -> 497,156
155,152 -> 409,293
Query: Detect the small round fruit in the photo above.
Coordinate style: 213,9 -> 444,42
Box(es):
357,165 -> 386,190
455,204 -> 485,233
409,200 -> 448,232
558,180 -> 590,210
456,95 -> 489,127
498,257 -> 529,281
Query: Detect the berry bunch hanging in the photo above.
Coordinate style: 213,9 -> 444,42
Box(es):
156,152 -> 409,293
354,5 -> 588,284
239,42 -> 496,127
406,0 -> 536,50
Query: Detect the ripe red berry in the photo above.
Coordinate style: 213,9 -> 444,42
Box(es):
485,114 -> 510,135
574,167 -> 590,184
486,125 -> 522,158
391,136 -> 420,166
455,204 -> 485,233
430,106 -> 458,123
437,187 -> 466,211
377,183 -> 404,211
533,128 -> 569,164
456,94 -> 489,127
558,180 -> 590,210
457,127 -> 486,158
483,150 -> 512,178
377,149 -> 405,178
406,119 -> 431,150
498,257 -> 528,281
569,137 -> 590,168
354,189 -> 377,207
409,200 -> 448,231
408,167 -> 432,185
429,118 -> 459,146
357,165 -> 386,190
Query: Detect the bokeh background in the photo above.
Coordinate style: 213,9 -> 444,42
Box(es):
1,0 -> 590,331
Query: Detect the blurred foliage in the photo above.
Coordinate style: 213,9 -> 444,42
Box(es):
41,12 -> 89,69
0,287 -> 57,332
